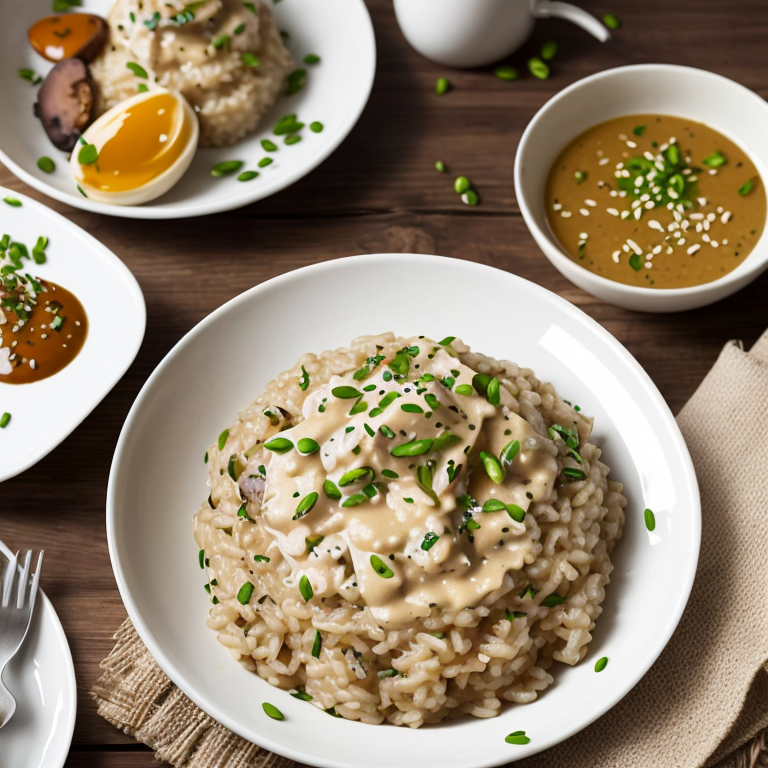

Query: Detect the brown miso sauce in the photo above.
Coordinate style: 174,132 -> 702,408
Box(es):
2,281 -> 88,384
545,115 -> 767,289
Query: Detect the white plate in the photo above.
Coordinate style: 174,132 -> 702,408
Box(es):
0,187 -> 145,482
0,0 -> 376,219
107,254 -> 700,767
0,541 -> 77,768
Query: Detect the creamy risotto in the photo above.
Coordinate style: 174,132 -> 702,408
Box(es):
194,334 -> 625,727
90,0 -> 294,146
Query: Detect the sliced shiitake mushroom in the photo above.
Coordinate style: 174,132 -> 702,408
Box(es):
33,58 -> 95,152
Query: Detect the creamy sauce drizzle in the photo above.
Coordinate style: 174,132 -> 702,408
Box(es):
242,339 -> 557,629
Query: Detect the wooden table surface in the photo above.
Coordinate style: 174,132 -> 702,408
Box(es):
2,0 -> 767,765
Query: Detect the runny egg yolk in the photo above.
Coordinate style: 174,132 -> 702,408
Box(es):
79,92 -> 192,193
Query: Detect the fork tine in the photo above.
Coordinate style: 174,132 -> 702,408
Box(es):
28,551 -> 43,613
1,552 -> 18,608
16,551 -> 32,609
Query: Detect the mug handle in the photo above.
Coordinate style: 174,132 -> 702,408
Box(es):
531,0 -> 610,42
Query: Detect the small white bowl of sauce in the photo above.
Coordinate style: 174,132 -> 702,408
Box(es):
515,64 -> 768,312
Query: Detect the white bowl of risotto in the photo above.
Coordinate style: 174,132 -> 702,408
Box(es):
107,254 -> 700,767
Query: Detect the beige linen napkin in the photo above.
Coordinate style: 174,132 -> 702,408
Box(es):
93,333 -> 768,768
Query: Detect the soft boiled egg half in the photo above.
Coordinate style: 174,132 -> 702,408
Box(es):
70,87 -> 198,205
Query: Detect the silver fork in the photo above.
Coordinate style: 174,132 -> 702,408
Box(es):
0,550 -> 44,730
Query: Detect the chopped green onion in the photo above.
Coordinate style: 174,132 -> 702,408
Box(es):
506,504 -> 526,523
633,125 -> 646,136
291,687 -> 312,701
505,731 -> 531,746
527,57 -> 549,79
126,61 -> 148,78
286,69 -> 307,95
486,376 -> 500,406
299,574 -> 314,601
258,157 -> 273,168
494,65 -> 519,81
574,170 -> 587,184
243,2 -> 259,14
421,532 -> 439,551
703,150 -> 727,168
262,702 -> 284,720
199,549 -> 205,569
595,656 -> 608,673
297,437 -> 320,454
323,479 -> 342,500
339,467 -> 374,487
401,403 -> 424,414
644,508 -> 656,531
332,385 -> 361,399
455,384 -> 473,396
435,160 -> 446,173
237,171 -> 258,181
454,176 -> 470,194
37,157 -> 55,174
378,668 -> 399,678
218,429 -> 229,450
254,554 -> 270,562
264,437 -> 293,453
285,135 -> 302,145
562,467 -> 587,481
439,336 -> 455,346
273,115 -> 305,135
211,160 -> 244,177
381,469 -> 398,479
18,68 -> 42,85
435,77 -> 450,96
482,499 -> 506,513
541,594 -> 566,607
341,493 -> 367,507
379,425 -> 395,439
519,583 -> 536,600
303,53 -> 321,64
236,582 -> 254,604
602,12 -> 620,29
391,439 -> 433,457
309,121 -> 324,133
293,492 -> 319,520
2,412 -> 13,429
306,534 -> 324,554
234,22 -> 246,35
541,40 -> 558,60
739,179 -> 755,196
480,451 -> 504,484
261,139 -> 278,152
370,554 -> 394,578
461,190 -> 479,206
212,33 -> 231,50
312,630 -> 322,657
500,439 -> 520,465
628,253 -> 643,271
505,608 -> 526,620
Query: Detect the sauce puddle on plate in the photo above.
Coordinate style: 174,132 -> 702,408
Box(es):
2,281 -> 87,384
545,114 -> 767,288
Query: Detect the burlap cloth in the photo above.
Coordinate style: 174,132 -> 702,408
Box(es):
93,333 -> 768,768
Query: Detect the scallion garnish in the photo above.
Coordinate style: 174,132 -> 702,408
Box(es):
435,77 -> 450,96
306,534 -> 324,554
500,439 -> 520,466
293,492 -> 318,520
574,170 -> 587,185
455,384 -> 473,396
562,467 -> 586,481
505,608 -> 526,620
421,532 -> 439,550
18,68 -> 42,85
332,385 -> 362,399
338,466 -> 374,487
286,68 -> 307,95
236,582 -> 254,604
370,554 -> 394,578
595,656 -> 608,673
211,160 -> 244,177
3,198 -> 22,207
391,439 -> 433,457
739,178 -> 755,196
401,403 -> 424,414
506,504 -> 526,523
254,554 -> 270,562
481,499 -> 506,513
262,702 -> 284,720
494,65 -> 520,81
37,157 -> 55,174
264,437 -> 293,453
486,376 -> 500,406
312,630 -> 322,657
126,61 -> 149,78
454,176 -> 470,194
519,583 -> 536,600
341,493 -> 367,507
541,594 -> 566,607
297,437 -> 320,454
218,429 -> 229,450
505,731 -> 531,746
381,469 -> 398,479
527,57 -> 549,79
479,451 -> 504,484
703,150 -> 727,168
644,508 -> 656,531
303,53 -> 321,65
299,574 -> 314,601
323,479 -> 341,500
541,40 -> 558,60
237,171 -> 258,182
291,687 -> 312,701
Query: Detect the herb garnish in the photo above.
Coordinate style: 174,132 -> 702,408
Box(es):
262,702 -> 284,720
299,574 -> 314,601
644,508 -> 656,531
595,656 -> 608,673
505,731 -> 531,745
370,554 -> 394,578
236,582 -> 254,604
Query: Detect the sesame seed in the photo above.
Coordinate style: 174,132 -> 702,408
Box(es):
560,211 -> 572,218
721,211 -> 732,224
710,240 -> 719,248
598,157 -> 610,166
702,233 -> 711,242
648,220 -> 664,231
644,201 -> 655,209
626,140 -> 637,148
553,203 -> 562,211
677,238 -> 686,246
612,250 -> 621,263
609,190 -> 618,198
644,261 -> 653,269
689,213 -> 704,220
618,134 -> 627,141
717,206 -> 724,214
579,231 -> 588,239
687,244 -> 701,255
607,208 -> 619,216
652,245 -> 662,254
579,208 -> 590,217
723,238 -> 729,245
707,213 -> 716,222
627,239 -> 642,253
584,199 -> 597,207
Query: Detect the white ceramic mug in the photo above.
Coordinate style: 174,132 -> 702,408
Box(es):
393,0 -> 609,69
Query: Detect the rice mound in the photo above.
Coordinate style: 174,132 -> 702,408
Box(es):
90,0 -> 294,146
194,334 -> 626,727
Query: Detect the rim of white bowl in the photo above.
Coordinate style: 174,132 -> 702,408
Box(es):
106,253 -> 701,766
514,63 -> 768,300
